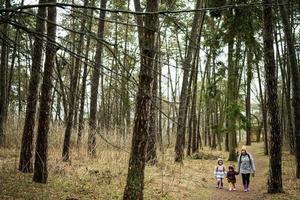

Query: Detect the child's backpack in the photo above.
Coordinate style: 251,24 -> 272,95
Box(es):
214,166 -> 225,175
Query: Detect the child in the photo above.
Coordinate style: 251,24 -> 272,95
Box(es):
227,164 -> 238,191
214,158 -> 226,189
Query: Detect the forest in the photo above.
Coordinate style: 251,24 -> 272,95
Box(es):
0,0 -> 300,199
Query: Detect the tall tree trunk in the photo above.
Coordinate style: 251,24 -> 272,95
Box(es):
256,62 -> 268,155
216,102 -> 222,150
133,0 -> 144,50
275,26 -> 294,155
7,24 -> 20,115
246,49 -> 253,145
146,46 -> 158,165
211,111 -> 217,149
175,0 -> 205,162
18,50 -> 22,118
187,108 -> 192,156
227,29 -> 237,161
211,47 -> 217,150
123,0 -> 158,198
0,0 -> 10,146
263,0 -> 283,193
187,57 -> 197,156
278,0 -> 300,178
33,2 -> 57,183
120,0 -> 131,136
78,0 -> 94,147
62,0 -> 89,161
88,0 -> 107,157
56,61 -> 68,121
191,61 -> 199,154
18,0 -> 46,172
158,44 -> 163,151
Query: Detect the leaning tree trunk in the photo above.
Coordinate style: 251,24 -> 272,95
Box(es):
263,0 -> 283,193
88,0 -> 107,157
122,0 -> 158,199
18,0 -> 46,172
175,0 -> 205,162
33,2 -> 57,183
278,0 -> 300,179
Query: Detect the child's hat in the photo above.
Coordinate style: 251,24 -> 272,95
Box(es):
217,158 -> 223,165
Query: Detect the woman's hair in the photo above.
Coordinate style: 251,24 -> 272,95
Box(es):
241,145 -> 247,152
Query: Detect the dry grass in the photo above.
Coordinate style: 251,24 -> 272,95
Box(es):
1,120 -> 300,200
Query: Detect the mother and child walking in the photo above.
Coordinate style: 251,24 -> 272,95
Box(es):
214,146 -> 256,192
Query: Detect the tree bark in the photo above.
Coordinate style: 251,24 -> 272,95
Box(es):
62,0 -> 89,161
246,48 -> 253,145
275,25 -> 294,155
175,0 -> 205,162
146,44 -> 158,165
123,0 -> 158,198
18,0 -> 46,172
88,0 -> 107,157
256,62 -> 268,155
191,60 -> 199,154
33,1 -> 57,183
278,0 -> 300,178
263,0 -> 283,193
78,0 -> 94,147
158,44 -> 163,151
227,29 -> 237,161
0,0 -> 10,146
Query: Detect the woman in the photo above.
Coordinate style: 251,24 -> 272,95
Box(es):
237,145 -> 256,192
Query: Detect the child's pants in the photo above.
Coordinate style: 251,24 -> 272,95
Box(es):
217,178 -> 224,188
228,182 -> 236,188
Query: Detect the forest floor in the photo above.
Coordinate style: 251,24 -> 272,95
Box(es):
0,134 -> 299,200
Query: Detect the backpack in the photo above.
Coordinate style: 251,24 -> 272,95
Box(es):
215,166 -> 225,173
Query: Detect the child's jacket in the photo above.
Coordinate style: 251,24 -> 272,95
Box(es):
227,170 -> 238,181
214,165 -> 226,179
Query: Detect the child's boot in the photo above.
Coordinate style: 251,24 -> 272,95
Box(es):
216,181 -> 220,188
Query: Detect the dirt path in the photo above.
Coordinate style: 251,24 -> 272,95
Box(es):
210,143 -> 268,200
